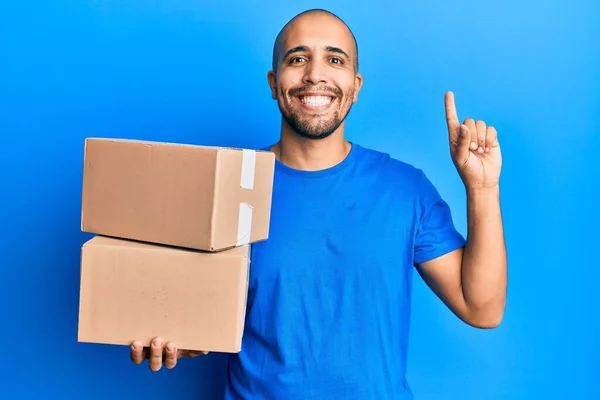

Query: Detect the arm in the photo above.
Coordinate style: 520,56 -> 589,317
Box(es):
415,91 -> 507,329
416,184 -> 507,328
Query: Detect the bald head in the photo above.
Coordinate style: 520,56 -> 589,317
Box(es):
271,9 -> 359,73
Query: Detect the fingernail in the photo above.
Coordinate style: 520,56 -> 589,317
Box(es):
131,344 -> 138,350
153,340 -> 162,348
166,343 -> 175,352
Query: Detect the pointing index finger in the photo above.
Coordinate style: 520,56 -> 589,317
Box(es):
445,91 -> 459,128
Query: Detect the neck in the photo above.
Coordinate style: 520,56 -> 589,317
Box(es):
271,121 -> 351,171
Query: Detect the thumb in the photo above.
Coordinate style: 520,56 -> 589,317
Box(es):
455,124 -> 471,167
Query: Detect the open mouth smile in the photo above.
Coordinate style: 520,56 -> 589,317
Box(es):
295,94 -> 335,111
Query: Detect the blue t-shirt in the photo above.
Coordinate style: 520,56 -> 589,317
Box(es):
224,143 -> 466,399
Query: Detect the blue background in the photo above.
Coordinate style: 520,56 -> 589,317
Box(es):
1,1 -> 598,398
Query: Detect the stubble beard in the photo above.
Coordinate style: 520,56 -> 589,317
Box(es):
277,88 -> 354,140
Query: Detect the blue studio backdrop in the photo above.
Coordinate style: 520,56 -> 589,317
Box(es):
1,1 -> 598,399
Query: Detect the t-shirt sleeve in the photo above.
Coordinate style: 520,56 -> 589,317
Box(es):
413,170 -> 466,265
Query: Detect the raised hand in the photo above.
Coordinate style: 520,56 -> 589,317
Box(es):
130,337 -> 208,371
444,91 -> 502,191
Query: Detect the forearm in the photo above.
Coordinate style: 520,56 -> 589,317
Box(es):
461,184 -> 507,327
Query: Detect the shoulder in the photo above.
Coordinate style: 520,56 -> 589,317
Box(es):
352,143 -> 428,189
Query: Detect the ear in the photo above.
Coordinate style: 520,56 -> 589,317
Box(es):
352,73 -> 363,103
267,70 -> 277,99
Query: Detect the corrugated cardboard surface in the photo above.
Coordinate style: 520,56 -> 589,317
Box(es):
77,236 -> 250,353
80,138 -> 275,251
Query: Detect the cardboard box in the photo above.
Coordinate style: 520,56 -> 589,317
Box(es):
81,138 -> 275,251
77,236 -> 250,353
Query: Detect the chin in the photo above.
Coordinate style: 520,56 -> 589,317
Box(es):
296,130 -> 336,140
277,97 -> 352,140
285,115 -> 341,140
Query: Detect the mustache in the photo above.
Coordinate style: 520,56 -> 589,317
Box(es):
288,85 -> 342,97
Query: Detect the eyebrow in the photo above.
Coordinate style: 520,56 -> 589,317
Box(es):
325,46 -> 350,59
282,45 -> 351,61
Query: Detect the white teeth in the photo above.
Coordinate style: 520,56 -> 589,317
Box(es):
300,95 -> 332,106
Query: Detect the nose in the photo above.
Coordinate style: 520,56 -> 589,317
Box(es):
302,59 -> 327,85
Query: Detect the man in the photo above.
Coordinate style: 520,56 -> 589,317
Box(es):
130,8 -> 507,399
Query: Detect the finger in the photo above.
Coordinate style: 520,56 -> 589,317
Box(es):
476,120 -> 486,153
456,124 -> 472,168
177,350 -> 208,360
130,341 -> 146,364
149,337 -> 164,372
464,118 -> 478,151
486,126 -> 498,151
164,342 -> 178,369
445,91 -> 460,143
187,350 -> 209,358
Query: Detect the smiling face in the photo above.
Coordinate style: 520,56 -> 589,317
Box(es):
268,12 -> 363,140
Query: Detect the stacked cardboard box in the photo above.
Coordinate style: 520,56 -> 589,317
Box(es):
77,138 -> 275,353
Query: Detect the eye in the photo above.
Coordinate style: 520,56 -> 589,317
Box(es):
289,56 -> 307,64
329,57 -> 344,64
